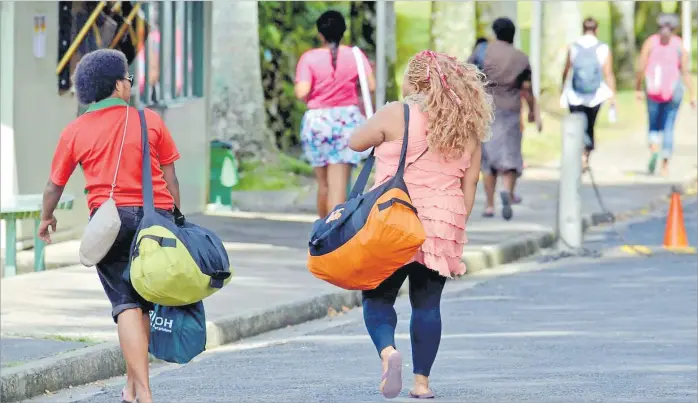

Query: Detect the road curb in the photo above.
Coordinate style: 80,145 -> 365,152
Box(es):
0,343 -> 124,403
205,290 -> 362,349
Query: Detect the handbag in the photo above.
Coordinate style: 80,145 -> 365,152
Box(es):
148,302 -> 206,364
78,106 -> 130,267
128,109 -> 232,307
307,103 -> 427,290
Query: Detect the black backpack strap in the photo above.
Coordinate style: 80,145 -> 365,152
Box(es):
348,103 -> 411,199
348,151 -> 374,200
394,103 -> 411,177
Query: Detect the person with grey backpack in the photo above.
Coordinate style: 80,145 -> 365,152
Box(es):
560,17 -> 618,171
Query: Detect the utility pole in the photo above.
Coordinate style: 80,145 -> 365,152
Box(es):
557,113 -> 586,251
375,0 -> 387,108
682,0 -> 693,72
530,0 -> 542,99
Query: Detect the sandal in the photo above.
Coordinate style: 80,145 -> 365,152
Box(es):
500,191 -> 513,221
380,351 -> 403,399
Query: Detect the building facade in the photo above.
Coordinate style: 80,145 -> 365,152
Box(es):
1,1 -> 213,243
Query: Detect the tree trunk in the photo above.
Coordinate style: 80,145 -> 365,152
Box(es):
610,1 -> 636,89
211,2 -> 275,159
634,1 -> 662,49
475,1 -> 518,46
430,1 -> 476,60
541,2 -> 581,94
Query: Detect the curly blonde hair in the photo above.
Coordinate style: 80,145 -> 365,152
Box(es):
404,50 -> 494,161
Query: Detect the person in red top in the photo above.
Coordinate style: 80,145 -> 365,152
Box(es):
39,49 -> 180,403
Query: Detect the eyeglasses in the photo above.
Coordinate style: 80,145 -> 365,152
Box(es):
125,74 -> 134,85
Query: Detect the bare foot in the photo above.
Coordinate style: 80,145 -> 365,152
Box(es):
661,160 -> 669,177
134,388 -> 153,403
121,388 -> 136,403
410,374 -> 433,398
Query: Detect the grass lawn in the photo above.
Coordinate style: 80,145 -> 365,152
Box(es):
235,153 -> 314,191
521,89 -> 644,167
523,75 -> 697,166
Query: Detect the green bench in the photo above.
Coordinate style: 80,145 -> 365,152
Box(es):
1,194 -> 75,277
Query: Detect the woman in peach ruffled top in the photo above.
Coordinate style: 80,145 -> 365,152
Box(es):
349,50 -> 493,399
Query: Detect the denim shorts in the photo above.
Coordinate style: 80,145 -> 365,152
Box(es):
93,206 -> 174,323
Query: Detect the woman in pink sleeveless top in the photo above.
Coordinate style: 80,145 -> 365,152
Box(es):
349,51 -> 493,399
636,13 -> 696,176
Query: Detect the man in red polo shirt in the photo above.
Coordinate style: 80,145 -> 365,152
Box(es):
39,49 -> 180,403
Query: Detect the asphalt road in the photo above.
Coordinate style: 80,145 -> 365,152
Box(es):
33,201 -> 698,403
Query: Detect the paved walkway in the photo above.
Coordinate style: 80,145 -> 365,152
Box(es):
1,104 -> 695,372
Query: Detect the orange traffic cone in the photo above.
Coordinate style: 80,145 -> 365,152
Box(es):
663,189 -> 689,249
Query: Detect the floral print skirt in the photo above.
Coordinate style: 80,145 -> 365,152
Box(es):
300,105 -> 366,168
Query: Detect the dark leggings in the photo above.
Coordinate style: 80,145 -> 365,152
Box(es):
362,262 -> 447,377
569,104 -> 601,152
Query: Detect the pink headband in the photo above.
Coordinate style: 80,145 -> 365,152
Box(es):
417,50 -> 463,106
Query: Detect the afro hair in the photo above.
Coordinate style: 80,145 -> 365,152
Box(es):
73,49 -> 128,105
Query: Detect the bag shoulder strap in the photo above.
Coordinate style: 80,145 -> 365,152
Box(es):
353,46 -> 374,118
109,106 -> 131,199
348,103 -> 411,199
137,109 -> 156,215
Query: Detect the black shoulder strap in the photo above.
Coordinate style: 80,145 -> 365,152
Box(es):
138,109 -> 156,216
348,103 -> 411,199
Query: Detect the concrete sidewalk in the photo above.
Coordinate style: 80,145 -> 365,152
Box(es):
1,105 -> 695,402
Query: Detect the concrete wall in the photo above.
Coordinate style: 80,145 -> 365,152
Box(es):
156,98 -> 209,214
1,1 -> 212,244
18,3 -> 86,239
0,2 -> 17,245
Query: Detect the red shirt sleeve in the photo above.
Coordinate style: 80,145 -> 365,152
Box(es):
149,110 -> 180,165
49,127 -> 78,186
295,52 -> 313,84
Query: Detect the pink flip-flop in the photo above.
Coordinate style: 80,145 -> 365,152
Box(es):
381,351 -> 403,399
408,390 -> 435,399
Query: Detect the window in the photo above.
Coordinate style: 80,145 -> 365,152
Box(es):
136,1 -> 204,107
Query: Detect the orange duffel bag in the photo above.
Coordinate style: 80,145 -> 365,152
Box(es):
307,103 -> 426,290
